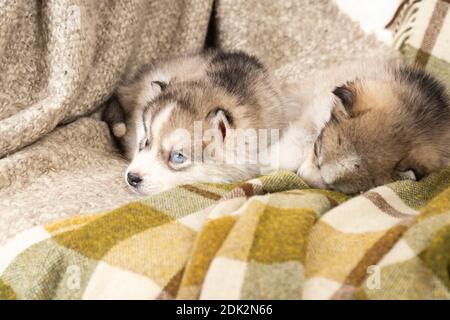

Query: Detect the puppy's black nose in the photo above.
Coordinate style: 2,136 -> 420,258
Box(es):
127,172 -> 142,187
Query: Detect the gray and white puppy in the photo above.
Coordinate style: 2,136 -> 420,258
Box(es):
103,50 -> 288,194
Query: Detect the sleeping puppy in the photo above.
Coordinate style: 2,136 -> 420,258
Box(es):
297,60 -> 450,193
103,50 -> 288,194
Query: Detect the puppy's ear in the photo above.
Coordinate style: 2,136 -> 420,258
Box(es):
151,80 -> 167,92
117,78 -> 167,114
332,81 -> 357,117
206,107 -> 233,141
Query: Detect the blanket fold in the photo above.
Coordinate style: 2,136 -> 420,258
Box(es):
0,0 -> 213,158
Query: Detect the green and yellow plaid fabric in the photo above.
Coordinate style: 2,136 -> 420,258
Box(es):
1,169 -> 449,299
391,0 -> 450,83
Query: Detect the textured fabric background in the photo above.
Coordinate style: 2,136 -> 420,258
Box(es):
0,0 -> 213,156
215,0 -> 390,79
0,0 -> 392,245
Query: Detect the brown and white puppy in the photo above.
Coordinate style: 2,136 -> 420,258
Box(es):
108,50 -> 287,194
297,60 -> 450,193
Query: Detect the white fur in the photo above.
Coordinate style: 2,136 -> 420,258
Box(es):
162,128 -> 191,154
262,88 -> 334,175
129,112 -> 146,160
262,125 -> 312,173
321,154 -> 361,185
126,103 -> 177,193
297,149 -> 327,189
151,103 -> 176,138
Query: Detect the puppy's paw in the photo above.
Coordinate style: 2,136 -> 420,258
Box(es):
112,122 -> 127,138
102,96 -> 127,139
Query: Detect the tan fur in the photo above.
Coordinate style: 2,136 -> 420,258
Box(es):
301,60 -> 450,193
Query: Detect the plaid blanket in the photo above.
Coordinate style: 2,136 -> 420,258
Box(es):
1,170 -> 449,299
390,0 -> 450,84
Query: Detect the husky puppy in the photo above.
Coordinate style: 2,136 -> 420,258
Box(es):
107,50 -> 287,194
296,60 -> 450,193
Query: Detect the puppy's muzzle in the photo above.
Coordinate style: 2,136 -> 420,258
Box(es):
127,172 -> 143,187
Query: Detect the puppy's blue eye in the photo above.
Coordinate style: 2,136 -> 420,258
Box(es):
170,151 -> 186,164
